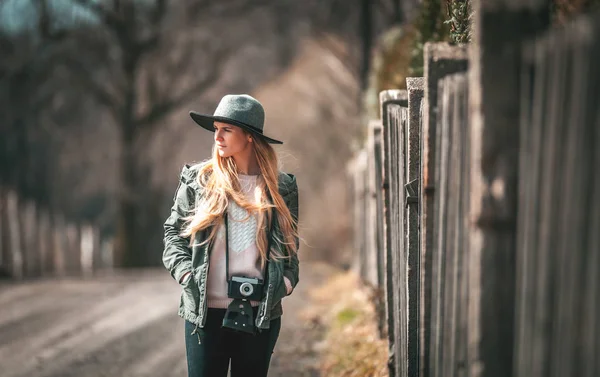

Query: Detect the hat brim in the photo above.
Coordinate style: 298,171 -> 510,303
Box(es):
189,111 -> 283,145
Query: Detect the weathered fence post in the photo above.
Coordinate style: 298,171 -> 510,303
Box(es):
406,77 -> 424,377
366,120 -> 387,338
22,200 -> 38,277
0,187 -> 5,276
53,215 -> 66,276
66,223 -> 80,274
38,210 -> 51,275
431,72 -> 471,377
467,1 -> 550,377
366,120 -> 383,288
359,149 -> 368,282
351,150 -> 368,281
380,89 -> 409,377
80,224 -> 95,277
101,238 -> 114,268
6,190 -> 23,279
0,187 -> 111,279
420,42 -> 468,377
514,11 -> 600,377
91,226 -> 102,272
347,158 -> 358,273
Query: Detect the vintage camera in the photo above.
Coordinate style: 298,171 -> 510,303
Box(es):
227,276 -> 263,301
223,276 -> 263,334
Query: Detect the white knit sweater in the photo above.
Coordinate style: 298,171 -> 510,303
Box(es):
206,174 -> 292,309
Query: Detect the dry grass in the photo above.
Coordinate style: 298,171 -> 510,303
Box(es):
300,271 -> 388,377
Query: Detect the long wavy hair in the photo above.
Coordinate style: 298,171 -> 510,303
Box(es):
180,131 -> 298,268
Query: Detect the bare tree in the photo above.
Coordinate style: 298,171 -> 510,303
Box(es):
60,0 -> 271,266
0,0 -> 72,201
1,0 -> 391,267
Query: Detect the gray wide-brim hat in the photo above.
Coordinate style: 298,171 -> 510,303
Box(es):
189,94 -> 283,144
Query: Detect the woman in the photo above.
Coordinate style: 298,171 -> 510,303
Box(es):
162,94 -> 299,377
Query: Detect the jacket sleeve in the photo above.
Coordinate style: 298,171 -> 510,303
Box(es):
162,167 -> 195,284
282,178 -> 300,292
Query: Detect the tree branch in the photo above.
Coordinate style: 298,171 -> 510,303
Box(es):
185,0 -> 272,23
37,0 -> 69,41
151,0 -> 167,24
136,49 -> 229,127
162,46 -> 197,95
137,0 -> 168,53
62,56 -> 121,117
70,0 -> 120,26
138,34 -> 160,53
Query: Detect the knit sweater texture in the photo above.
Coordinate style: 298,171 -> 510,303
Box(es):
206,174 -> 292,309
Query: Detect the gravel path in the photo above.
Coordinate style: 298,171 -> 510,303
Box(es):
0,262 -> 336,377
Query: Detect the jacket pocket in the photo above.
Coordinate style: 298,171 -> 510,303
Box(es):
181,274 -> 201,314
271,276 -> 287,306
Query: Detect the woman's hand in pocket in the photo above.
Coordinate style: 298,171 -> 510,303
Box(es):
179,270 -> 200,314
283,276 -> 293,296
179,271 -> 192,285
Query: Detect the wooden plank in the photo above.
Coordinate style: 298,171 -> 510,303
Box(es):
81,225 -> 94,277
394,102 -> 409,377
366,121 -> 383,288
406,77 -> 424,376
53,215 -> 66,276
468,1 -> 550,376
454,73 -> 470,377
360,150 -> 369,282
379,89 -> 408,377
421,43 -> 468,377
0,187 -> 6,276
515,12 -> 600,377
101,238 -> 114,268
368,120 -> 387,338
38,210 -> 50,275
6,190 -> 23,279
389,102 -> 404,377
91,225 -> 102,272
514,35 -> 546,377
430,76 -> 453,377
22,200 -> 38,277
441,73 -> 469,376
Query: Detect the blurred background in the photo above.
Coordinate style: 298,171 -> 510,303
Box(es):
0,0 -> 421,270
1,0 -> 593,271
1,1 -> 599,377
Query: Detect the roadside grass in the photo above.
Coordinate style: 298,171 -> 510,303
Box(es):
300,270 -> 388,377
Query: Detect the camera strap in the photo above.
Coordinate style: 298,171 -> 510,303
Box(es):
224,203 -> 275,283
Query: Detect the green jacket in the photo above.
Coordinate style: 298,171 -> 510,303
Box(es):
162,163 -> 300,330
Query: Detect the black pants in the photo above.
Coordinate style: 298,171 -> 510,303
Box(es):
184,307 -> 281,377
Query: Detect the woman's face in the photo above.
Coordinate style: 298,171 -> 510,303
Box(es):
214,121 -> 252,158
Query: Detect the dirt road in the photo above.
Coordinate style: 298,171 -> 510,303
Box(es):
0,262 -> 336,377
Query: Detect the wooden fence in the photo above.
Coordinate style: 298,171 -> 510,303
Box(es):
350,8 -> 599,377
0,186 -> 113,279
514,15 -> 600,377
382,90 -> 410,377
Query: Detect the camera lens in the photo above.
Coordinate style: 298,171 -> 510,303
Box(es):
239,282 -> 253,297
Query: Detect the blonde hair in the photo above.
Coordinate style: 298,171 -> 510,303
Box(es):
181,132 -> 298,268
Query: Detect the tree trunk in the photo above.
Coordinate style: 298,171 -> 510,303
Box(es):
115,140 -> 138,267
114,55 -> 140,268
359,0 -> 372,91
393,0 -> 404,24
